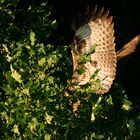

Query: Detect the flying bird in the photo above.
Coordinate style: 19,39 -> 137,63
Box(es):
70,5 -> 140,95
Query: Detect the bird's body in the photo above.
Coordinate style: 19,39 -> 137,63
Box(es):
71,6 -> 117,94
67,5 -> 140,112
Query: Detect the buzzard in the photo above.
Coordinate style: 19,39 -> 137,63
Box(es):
70,5 -> 140,95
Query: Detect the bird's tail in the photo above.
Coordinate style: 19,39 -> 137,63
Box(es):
117,34 -> 140,60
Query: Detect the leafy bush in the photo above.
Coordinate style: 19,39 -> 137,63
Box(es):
0,0 -> 140,139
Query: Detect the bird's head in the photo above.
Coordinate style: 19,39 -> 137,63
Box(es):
72,36 -> 87,54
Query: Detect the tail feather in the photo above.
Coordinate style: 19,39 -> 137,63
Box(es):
117,34 -> 140,60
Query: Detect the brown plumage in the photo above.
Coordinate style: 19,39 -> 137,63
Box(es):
70,6 -> 140,96
71,6 -> 117,94
67,5 -> 140,113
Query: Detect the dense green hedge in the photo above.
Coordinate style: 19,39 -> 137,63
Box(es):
0,0 -> 140,139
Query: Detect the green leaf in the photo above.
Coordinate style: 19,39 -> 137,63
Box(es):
126,119 -> 136,134
30,30 -> 36,46
77,67 -> 86,74
78,54 -> 91,64
38,57 -> 46,66
91,69 -> 100,79
12,124 -> 20,135
122,95 -> 132,111
28,118 -> 38,133
45,113 -> 53,124
88,43 -> 97,54
10,65 -> 22,83
45,134 -> 51,140
5,71 -> 15,85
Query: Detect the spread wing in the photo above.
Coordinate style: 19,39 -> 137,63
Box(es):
71,6 -> 117,94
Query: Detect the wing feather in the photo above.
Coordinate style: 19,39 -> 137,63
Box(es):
101,10 -> 110,19
85,5 -> 98,23
71,6 -> 117,94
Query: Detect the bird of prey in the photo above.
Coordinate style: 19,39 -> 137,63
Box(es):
70,5 -> 140,95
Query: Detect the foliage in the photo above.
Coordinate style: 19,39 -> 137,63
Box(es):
0,0 -> 140,139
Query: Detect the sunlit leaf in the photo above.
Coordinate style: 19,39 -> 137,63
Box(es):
38,57 -> 46,66
45,134 -> 51,140
10,65 -> 22,83
122,95 -> 132,111
22,88 -> 29,95
45,113 -> 53,124
28,118 -> 38,133
30,30 -> 36,46
12,124 -> 20,135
